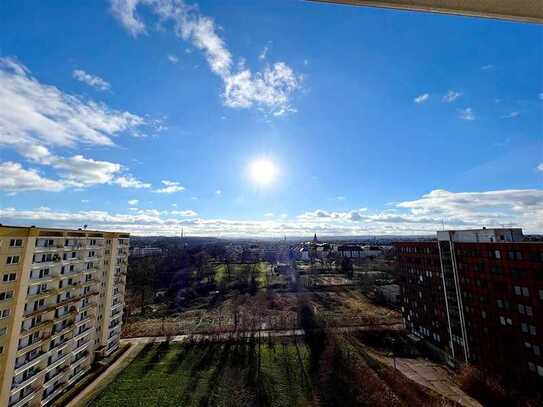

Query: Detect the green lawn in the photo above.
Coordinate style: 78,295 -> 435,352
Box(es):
89,341 -> 313,407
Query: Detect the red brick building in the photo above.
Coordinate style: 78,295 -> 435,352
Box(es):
396,228 -> 543,389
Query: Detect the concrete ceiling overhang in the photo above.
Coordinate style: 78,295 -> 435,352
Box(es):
309,0 -> 543,24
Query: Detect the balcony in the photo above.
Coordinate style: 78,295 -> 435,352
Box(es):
23,304 -> 50,318
72,340 -> 91,355
14,351 -> 46,376
20,319 -> 52,335
26,288 -> 54,302
33,244 -> 63,253
66,366 -> 89,387
41,381 -> 68,406
16,337 -> 45,356
43,365 -> 69,387
8,385 -> 39,407
73,326 -> 94,341
48,337 -> 73,354
45,352 -> 71,373
10,368 -> 43,392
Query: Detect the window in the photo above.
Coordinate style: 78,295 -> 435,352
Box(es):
6,256 -> 19,265
522,287 -> 530,297
0,309 -> 9,319
529,325 -> 537,336
2,273 -> 16,282
0,327 -> 6,336
538,365 -> 543,377
526,306 -> 533,316
529,362 -> 536,372
514,286 -> 521,295
494,250 -> 501,259
0,291 -> 13,301
9,239 -> 23,247
508,251 -> 522,260
518,304 -> 525,314
499,316 -> 506,325
534,345 -> 541,356
521,323 -> 528,333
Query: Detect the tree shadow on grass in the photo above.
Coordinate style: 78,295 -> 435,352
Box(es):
143,341 -> 171,375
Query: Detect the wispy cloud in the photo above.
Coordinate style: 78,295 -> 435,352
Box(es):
537,163 -> 543,172
502,111 -> 520,119
167,54 -> 179,64
0,57 -> 144,148
154,180 -> 185,193
458,107 -> 475,121
414,93 -> 429,104
442,90 -> 462,103
215,189 -> 222,195
481,64 -> 495,70
110,0 -> 302,116
258,46 -> 268,61
128,199 -> 139,205
72,69 -> 111,91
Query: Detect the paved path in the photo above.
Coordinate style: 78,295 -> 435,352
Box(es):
371,352 -> 482,407
119,323 -> 404,344
65,343 -> 144,407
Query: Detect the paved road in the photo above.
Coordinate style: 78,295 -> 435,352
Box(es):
371,352 -> 482,407
120,323 -> 404,344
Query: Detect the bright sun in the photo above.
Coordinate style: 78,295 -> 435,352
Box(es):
249,159 -> 277,185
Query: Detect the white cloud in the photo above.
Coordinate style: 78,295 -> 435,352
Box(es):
12,143 -> 150,190
414,93 -> 429,104
0,162 -> 65,192
113,175 -> 151,189
539,93 -> 543,100
1,188 -> 541,235
502,111 -> 520,119
215,189 -> 222,195
167,54 -> 179,64
81,199 -> 89,203
458,107 -> 475,121
51,155 -> 121,187
264,212 -> 274,217
336,196 -> 346,201
110,0 -> 146,36
537,163 -> 543,172
73,69 -> 111,91
258,46 -> 268,61
154,180 -> 185,193
442,90 -> 462,103
481,64 -> 494,70
0,57 -> 145,148
110,0 -> 302,116
171,209 -> 198,217
128,199 -> 139,205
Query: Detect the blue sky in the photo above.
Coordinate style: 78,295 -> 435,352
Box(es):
0,0 -> 542,236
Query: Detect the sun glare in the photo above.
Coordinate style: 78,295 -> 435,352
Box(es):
249,158 -> 277,185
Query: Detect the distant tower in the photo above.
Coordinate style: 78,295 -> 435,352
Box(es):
313,233 -> 318,243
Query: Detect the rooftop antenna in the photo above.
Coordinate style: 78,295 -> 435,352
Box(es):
441,219 -> 445,231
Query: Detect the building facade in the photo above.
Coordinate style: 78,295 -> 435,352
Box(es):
396,228 -> 543,389
0,226 -> 129,407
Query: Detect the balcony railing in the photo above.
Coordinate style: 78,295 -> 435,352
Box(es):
10,368 -> 43,391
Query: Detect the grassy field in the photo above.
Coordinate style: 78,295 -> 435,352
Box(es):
89,341 -> 313,407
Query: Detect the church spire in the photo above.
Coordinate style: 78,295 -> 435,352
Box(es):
313,233 -> 318,243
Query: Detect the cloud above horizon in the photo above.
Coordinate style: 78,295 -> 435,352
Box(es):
110,0 -> 302,116
2,188 -> 540,236
0,57 -> 152,192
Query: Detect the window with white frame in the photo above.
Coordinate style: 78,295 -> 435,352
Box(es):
6,256 -> 19,265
